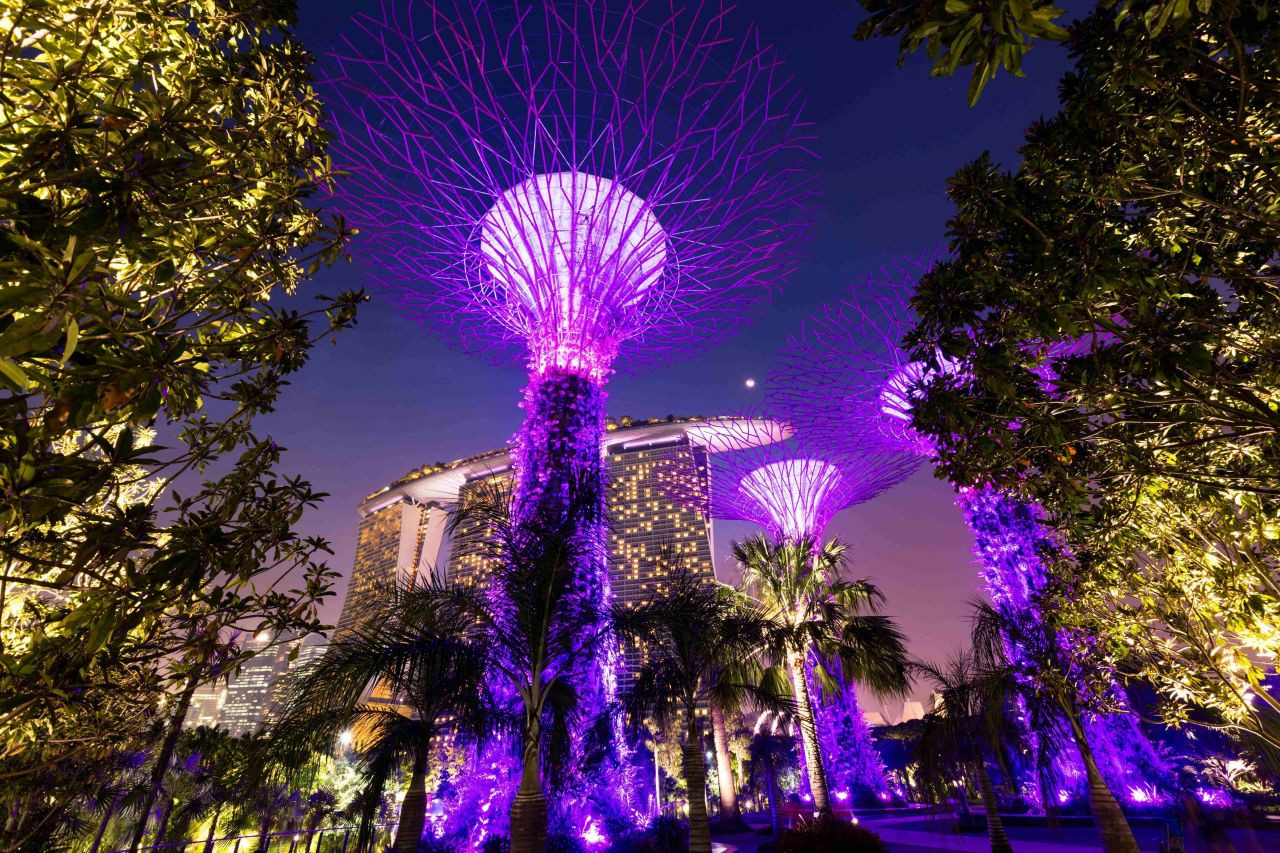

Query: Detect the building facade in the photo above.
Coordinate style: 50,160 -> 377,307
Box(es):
338,417 -> 759,688
184,633 -> 329,735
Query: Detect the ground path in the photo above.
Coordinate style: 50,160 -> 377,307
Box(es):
710,810 -> 1277,852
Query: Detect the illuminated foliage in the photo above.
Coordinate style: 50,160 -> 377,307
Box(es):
856,0 -> 1280,751
0,0 -> 359,841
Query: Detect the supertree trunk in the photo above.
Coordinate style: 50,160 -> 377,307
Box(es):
511,369 -> 619,727
788,653 -> 831,816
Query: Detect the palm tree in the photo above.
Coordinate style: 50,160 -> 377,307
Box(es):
267,583 -> 489,853
747,731 -> 797,839
971,601 -> 1141,853
443,474 -> 630,853
622,569 -> 791,853
733,533 -> 910,817
911,651 -> 1022,853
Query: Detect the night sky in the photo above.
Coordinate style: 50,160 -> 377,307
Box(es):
266,0 -> 1075,712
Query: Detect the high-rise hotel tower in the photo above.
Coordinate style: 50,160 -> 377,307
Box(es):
336,416 -> 774,686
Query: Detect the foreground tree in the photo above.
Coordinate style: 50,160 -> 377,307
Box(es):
971,603 -> 1139,853
857,0 -> 1280,750
267,582 -> 488,853
624,569 -> 790,853
911,652 -> 1022,853
0,0 -> 359,838
733,534 -> 910,817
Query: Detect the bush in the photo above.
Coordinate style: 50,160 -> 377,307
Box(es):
608,815 -> 690,853
778,815 -> 887,853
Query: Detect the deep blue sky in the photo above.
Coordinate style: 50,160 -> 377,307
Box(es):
268,0 -> 1075,710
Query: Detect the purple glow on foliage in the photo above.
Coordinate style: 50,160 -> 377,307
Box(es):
1196,788 -> 1231,807
776,253 -> 1173,806
327,0 -> 815,374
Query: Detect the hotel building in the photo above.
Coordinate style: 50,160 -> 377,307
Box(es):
335,415 -> 772,687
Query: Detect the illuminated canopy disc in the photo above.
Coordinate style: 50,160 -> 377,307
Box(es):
739,458 -> 845,542
479,171 -> 668,378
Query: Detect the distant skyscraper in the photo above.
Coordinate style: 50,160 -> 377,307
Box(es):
219,632 -> 291,736
184,680 -> 226,729
338,417 -> 768,685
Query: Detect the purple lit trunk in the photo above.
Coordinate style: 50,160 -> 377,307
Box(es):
957,486 -> 1170,802
710,705 -> 745,830
788,653 -> 831,816
512,370 -> 616,718
511,719 -> 548,853
1066,708 -> 1139,853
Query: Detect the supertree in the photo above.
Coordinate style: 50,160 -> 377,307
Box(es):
682,414 -> 916,812
770,253 -> 1172,809
325,0 -> 813,842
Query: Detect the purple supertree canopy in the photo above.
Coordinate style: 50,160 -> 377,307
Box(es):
685,413 -> 917,543
327,0 -> 815,378
770,249 -> 946,461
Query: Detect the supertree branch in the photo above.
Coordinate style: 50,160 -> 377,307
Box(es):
326,0 -> 815,378
679,412 -> 917,543
770,249 -> 945,461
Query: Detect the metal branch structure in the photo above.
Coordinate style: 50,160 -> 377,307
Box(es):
328,0 -> 814,376
679,412 -> 914,804
689,415 -> 917,544
771,253 -> 1172,807
325,0 -> 814,842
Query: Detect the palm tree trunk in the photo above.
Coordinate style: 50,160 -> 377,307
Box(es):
129,676 -> 199,853
154,796 -> 175,846
710,705 -> 744,830
764,762 -> 782,839
203,805 -> 222,853
1066,710 -> 1138,853
510,723 -> 547,853
789,655 -> 831,816
89,796 -> 120,853
392,748 -> 430,853
975,761 -> 1013,853
682,730 -> 712,853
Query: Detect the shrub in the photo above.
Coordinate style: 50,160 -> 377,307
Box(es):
778,815 -> 887,853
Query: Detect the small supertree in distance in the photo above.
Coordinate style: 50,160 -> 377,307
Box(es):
770,253 -> 1173,810
683,413 -> 916,815
326,0 -> 814,843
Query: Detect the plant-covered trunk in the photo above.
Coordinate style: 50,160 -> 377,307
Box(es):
710,705 -> 744,830
1067,709 -> 1138,853
393,748 -> 430,853
789,654 -> 831,815
975,761 -> 1013,853
129,677 -> 198,853
682,728 -> 711,853
510,721 -> 547,853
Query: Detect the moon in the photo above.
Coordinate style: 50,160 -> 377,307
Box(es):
745,378 -> 756,389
